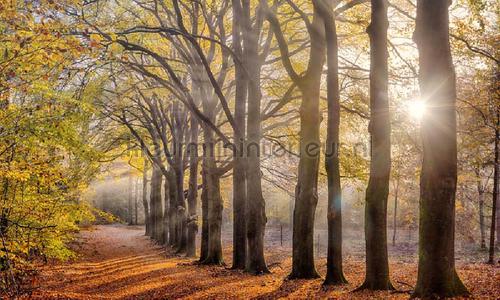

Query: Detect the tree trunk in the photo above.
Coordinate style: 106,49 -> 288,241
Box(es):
167,170 -> 178,247
358,0 -> 394,290
163,177 -> 169,245
290,85 -> 322,279
175,167 -> 187,253
173,102 -> 187,254
128,166 -> 133,225
186,117 -> 199,258
200,164 -> 209,262
231,0 -> 248,270
135,177 -> 139,225
263,1 -> 324,279
206,171 -> 223,265
150,159 -> 163,243
245,0 -> 268,274
142,158 -> 151,236
289,10 -> 325,280
478,180 -> 486,249
412,0 -> 469,297
317,0 -> 347,285
489,109 -> 499,263
392,178 -> 399,246
494,73 -> 500,249
476,175 -> 486,249
201,128 -> 223,265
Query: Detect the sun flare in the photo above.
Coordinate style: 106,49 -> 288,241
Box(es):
407,99 -> 426,121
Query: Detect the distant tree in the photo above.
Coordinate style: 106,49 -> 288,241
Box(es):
489,88 -> 499,264
142,156 -> 151,236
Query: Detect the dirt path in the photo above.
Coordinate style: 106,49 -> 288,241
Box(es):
30,225 -> 498,299
31,225 -> 185,299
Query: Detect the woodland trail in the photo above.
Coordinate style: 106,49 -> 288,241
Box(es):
29,225 -> 499,300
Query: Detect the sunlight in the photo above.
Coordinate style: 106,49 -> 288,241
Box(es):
407,99 -> 427,121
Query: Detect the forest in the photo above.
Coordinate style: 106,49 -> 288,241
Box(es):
0,0 -> 498,299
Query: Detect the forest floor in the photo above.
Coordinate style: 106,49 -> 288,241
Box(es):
27,224 -> 499,299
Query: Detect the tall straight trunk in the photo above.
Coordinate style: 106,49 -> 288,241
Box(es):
291,83 -> 322,279
205,169 -> 223,264
150,159 -> 163,243
187,1 -> 202,260
478,183 -> 486,249
359,0 -> 393,290
317,0 -> 347,285
186,117 -> 199,257
163,177 -> 169,244
489,109 -> 499,263
128,167 -> 133,225
231,0 -> 248,269
167,170 -> 178,247
289,11 -> 325,280
413,0 -> 469,297
392,178 -> 400,246
495,73 -> 500,248
264,0 -> 325,278
244,0 -> 268,274
142,158 -> 151,236
135,178 -> 139,225
173,103 -> 187,253
175,167 -> 187,253
200,165 -> 209,262
200,124 -> 223,265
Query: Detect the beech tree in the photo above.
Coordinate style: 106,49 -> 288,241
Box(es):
489,100 -> 499,264
315,0 -> 347,285
231,0 -> 249,270
358,0 -> 393,290
412,0 -> 469,297
264,0 -> 326,278
142,155 -> 151,237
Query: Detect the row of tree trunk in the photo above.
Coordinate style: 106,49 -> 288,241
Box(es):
265,0 -> 470,298
123,1 -> 480,298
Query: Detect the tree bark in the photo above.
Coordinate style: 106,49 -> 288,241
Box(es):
244,0 -> 269,274
359,0 -> 394,290
135,177 -> 139,225
392,178 -> 400,246
150,156 -> 163,244
412,0 -> 469,297
142,157 -> 151,236
186,117 -> 199,258
478,179 -> 486,249
231,0 -> 248,270
167,102 -> 187,253
263,0 -> 325,279
494,72 -> 500,249
167,170 -> 178,247
200,127 -> 224,265
316,0 -> 347,285
174,161 -> 187,253
162,176 -> 169,244
289,11 -> 325,280
128,165 -> 133,225
200,164 -> 209,262
489,109 -> 499,263
200,106 -> 223,265
205,173 -> 223,264
476,169 -> 487,249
